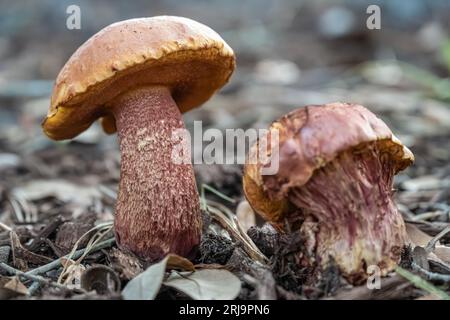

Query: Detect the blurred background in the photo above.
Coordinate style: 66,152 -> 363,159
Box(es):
0,0 -> 450,225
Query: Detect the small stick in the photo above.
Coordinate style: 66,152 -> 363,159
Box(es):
24,238 -> 115,295
232,215 -> 262,253
28,281 -> 41,295
411,211 -> 447,222
206,200 -> 261,252
8,198 -> 24,223
202,184 -> 236,204
0,222 -> 12,232
410,262 -> 450,283
208,206 -> 268,263
0,262 -> 68,290
27,238 -> 115,275
425,226 -> 450,252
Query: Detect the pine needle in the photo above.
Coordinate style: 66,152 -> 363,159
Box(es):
395,266 -> 450,300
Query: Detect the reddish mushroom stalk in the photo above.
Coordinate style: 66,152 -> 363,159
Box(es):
112,86 -> 201,260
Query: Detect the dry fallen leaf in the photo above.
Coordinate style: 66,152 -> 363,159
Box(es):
121,254 -> 195,300
236,200 -> 256,232
4,276 -> 29,296
166,254 -> 195,272
164,269 -> 241,300
435,246 -> 450,264
406,223 -> 450,267
406,223 -> 433,247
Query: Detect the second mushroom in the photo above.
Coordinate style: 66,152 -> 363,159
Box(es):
244,102 -> 414,283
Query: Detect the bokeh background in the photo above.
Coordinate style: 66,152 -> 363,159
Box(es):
0,0 -> 450,235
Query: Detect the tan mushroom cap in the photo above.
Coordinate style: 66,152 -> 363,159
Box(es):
43,16 -> 235,140
243,102 -> 414,226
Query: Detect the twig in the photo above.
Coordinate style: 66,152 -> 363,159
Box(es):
201,184 -> 236,204
411,211 -> 448,222
396,266 -> 450,300
58,223 -> 113,284
27,281 -> 41,295
11,191 -> 38,223
10,231 -> 53,265
207,205 -> 268,264
24,238 -> 115,295
27,238 -> 115,276
425,226 -> 450,252
8,197 -> 24,223
0,262 -> 69,291
411,261 -> 450,283
206,199 -> 262,254
0,222 -> 12,232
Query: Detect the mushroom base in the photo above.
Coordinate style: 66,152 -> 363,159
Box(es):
112,86 -> 201,261
287,142 -> 407,283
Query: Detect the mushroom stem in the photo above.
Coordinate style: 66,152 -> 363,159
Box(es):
283,142 -> 406,282
112,86 -> 201,261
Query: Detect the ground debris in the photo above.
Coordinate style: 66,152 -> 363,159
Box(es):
109,248 -> 143,280
55,213 -> 96,255
197,232 -> 235,265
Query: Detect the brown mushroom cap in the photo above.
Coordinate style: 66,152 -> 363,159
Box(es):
243,102 -> 414,226
43,16 -> 235,140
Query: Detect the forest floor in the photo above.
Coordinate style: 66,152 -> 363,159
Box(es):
1,62 -> 450,299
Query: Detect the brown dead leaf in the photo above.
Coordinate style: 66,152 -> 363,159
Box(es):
435,246 -> 450,264
4,276 -> 28,296
55,213 -> 96,254
10,231 -> 52,267
406,223 -> 432,246
406,223 -> 450,267
166,254 -> 195,272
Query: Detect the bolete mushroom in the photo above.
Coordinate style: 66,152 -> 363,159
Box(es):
42,16 -> 235,260
243,102 -> 414,283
